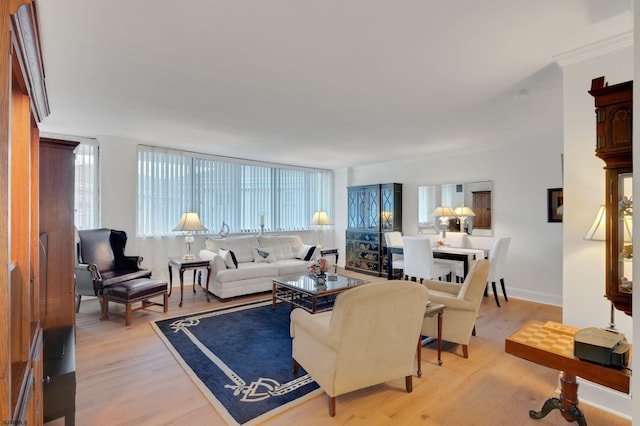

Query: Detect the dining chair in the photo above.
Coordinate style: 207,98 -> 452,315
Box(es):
438,231 -> 468,281
402,236 -> 453,282
484,237 -> 511,307
384,231 -> 405,279
443,231 -> 467,248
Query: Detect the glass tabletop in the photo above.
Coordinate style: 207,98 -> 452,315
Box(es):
273,273 -> 367,294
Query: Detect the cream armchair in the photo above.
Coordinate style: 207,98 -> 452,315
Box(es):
421,259 -> 490,358
290,281 -> 430,416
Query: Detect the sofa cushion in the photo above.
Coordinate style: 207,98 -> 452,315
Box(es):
206,236 -> 259,263
219,248 -> 238,269
253,247 -> 277,263
217,262 -> 279,283
274,259 -> 311,276
296,244 -> 317,261
199,249 -> 227,272
258,235 -> 303,260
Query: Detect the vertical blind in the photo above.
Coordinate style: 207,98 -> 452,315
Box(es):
137,145 -> 334,237
74,142 -> 100,230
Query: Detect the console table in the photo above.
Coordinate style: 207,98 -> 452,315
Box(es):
505,321 -> 631,425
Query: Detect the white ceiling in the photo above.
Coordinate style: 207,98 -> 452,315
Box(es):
36,0 -> 633,169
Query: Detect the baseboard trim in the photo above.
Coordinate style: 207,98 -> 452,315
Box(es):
498,288 -> 562,307
577,379 -> 632,420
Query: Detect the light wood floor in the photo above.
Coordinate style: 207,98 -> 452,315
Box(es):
71,271 -> 631,426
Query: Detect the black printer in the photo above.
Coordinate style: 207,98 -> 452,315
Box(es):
573,327 -> 629,368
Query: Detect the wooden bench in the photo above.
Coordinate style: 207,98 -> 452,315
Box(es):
101,278 -> 168,325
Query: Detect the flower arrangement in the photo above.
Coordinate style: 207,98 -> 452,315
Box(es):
309,256 -> 328,275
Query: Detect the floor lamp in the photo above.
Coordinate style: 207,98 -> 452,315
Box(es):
310,211 -> 332,249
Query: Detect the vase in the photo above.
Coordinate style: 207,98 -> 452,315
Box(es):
316,272 -> 326,285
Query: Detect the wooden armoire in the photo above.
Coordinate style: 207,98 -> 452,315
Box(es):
1,2 -> 76,424
345,183 -> 402,276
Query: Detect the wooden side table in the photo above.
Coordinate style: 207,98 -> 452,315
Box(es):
417,302 -> 445,377
506,320 -> 631,425
168,257 -> 211,307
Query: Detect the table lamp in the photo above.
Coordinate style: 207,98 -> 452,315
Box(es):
310,211 -> 332,249
431,206 -> 456,239
174,211 -> 207,259
455,205 -> 476,234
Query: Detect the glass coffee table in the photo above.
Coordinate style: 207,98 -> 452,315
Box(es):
272,273 -> 368,313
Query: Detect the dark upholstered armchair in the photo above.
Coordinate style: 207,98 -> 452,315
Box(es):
75,228 -> 151,313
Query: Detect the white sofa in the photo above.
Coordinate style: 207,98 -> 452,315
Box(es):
199,235 -> 317,299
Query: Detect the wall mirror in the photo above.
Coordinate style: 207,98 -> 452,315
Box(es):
418,181 -> 493,235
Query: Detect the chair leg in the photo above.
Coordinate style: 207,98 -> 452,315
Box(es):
100,297 -> 109,320
125,303 -> 132,326
405,375 -> 413,393
163,293 -> 169,313
76,295 -> 82,313
292,358 -> 300,375
462,345 -> 469,358
484,284 -> 488,297
472,325 -> 476,336
492,281 -> 501,307
500,278 -> 508,302
328,395 -> 336,417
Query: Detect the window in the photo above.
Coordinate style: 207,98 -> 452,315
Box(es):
74,141 -> 100,229
137,145 -> 333,237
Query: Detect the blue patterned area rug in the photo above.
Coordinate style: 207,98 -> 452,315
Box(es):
151,300 -> 321,425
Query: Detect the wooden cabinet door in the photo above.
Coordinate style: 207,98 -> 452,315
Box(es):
472,191 -> 491,229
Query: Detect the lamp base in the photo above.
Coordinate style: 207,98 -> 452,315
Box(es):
182,254 -> 195,260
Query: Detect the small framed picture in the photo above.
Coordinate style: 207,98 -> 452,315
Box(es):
547,188 -> 563,223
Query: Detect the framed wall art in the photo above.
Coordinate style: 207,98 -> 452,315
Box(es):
547,188 -> 563,223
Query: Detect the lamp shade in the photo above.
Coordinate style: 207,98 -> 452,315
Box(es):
584,205 -> 606,241
584,205 -> 632,242
454,205 -> 476,217
431,206 -> 456,217
173,212 -> 207,232
310,211 -> 332,226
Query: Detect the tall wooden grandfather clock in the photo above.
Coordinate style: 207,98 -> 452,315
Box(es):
589,76 -> 632,316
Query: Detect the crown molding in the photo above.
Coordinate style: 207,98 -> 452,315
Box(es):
553,31 -> 633,67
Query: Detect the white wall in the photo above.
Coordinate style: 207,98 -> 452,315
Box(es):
334,135 -> 565,306
98,135 -> 332,282
559,41 -> 633,418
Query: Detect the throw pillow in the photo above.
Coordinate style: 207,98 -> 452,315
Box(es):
253,247 -> 276,263
295,244 -> 317,261
219,248 -> 238,269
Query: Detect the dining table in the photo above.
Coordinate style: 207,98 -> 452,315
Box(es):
386,245 -> 487,281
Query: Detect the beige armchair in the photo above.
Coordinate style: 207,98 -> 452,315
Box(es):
421,259 -> 490,358
290,280 -> 430,416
